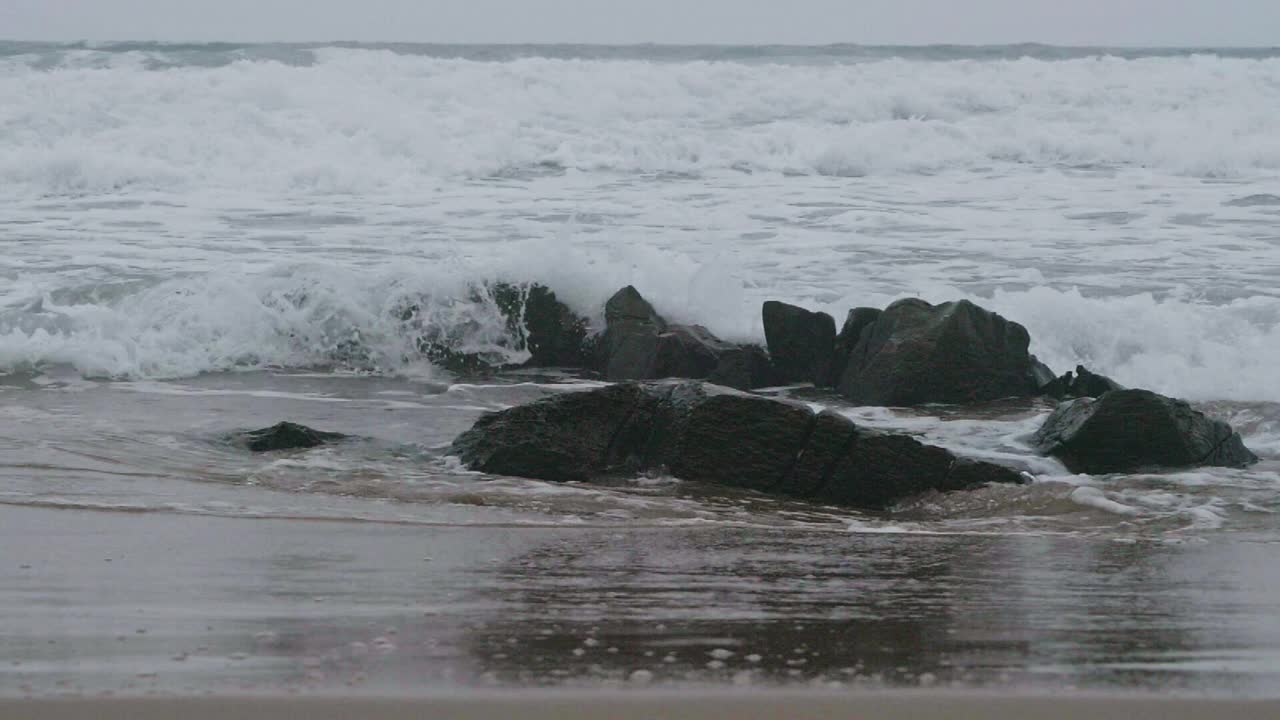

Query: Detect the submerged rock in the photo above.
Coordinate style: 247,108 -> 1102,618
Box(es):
1032,389 -> 1258,474
837,298 -> 1047,406
235,422 -> 347,452
762,301 -> 837,385
451,381 -> 1026,509
1039,364 -> 1123,400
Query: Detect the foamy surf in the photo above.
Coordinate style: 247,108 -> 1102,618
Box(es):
3,258 -> 1280,404
3,46 -> 1280,193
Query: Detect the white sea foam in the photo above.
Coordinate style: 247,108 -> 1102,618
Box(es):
2,51 -> 1280,194
2,240 -> 1280,404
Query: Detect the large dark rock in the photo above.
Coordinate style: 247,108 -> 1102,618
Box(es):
667,389 -> 816,492
837,298 -> 1046,406
780,410 -> 859,497
822,431 -> 957,509
491,283 -> 591,368
598,286 -> 746,384
762,301 -> 837,385
235,422 -> 347,452
655,324 -> 733,379
708,345 -> 780,391
451,381 -> 1027,510
449,383 -> 655,482
1028,356 -> 1058,390
599,286 -> 667,380
1032,389 -> 1258,474
830,307 -> 882,386
1039,364 -> 1123,400
406,282 -> 593,374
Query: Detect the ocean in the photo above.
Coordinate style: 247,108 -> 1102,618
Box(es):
2,42 -> 1280,698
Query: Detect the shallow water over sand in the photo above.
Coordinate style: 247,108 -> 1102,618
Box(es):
2,373 -> 1280,698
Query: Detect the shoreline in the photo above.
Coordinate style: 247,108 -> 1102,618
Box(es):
5,692 -> 1279,720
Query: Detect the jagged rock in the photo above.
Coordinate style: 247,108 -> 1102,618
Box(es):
708,345 -> 780,390
600,286 -> 667,380
598,286 -> 738,382
1032,389 -> 1258,474
762,301 -> 837,385
1028,356 -> 1058,390
451,381 -> 1027,510
491,283 -> 591,367
837,298 -> 1046,406
830,307 -> 882,386
235,422 -> 347,452
1039,364 -> 1123,400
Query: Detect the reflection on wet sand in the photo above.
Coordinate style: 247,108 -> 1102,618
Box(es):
4,501 -> 1280,698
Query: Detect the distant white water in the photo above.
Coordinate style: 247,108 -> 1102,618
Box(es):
3,49 -> 1280,192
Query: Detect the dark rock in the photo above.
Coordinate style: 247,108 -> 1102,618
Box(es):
450,384 -> 654,482
837,298 -> 1044,406
1028,356 -> 1058,391
667,389 -> 816,492
1038,364 -> 1124,400
943,457 -> 1029,492
762,301 -> 837,385
606,285 -> 666,328
708,345 -> 780,390
600,286 -> 666,380
236,422 -> 347,452
1032,389 -> 1258,474
830,307 -> 882,386
599,286 -> 738,382
822,431 -> 957,509
451,381 -> 1027,510
781,410 -> 859,497
403,282 -> 592,375
655,324 -> 732,379
419,342 -> 504,375
491,283 -> 591,368
1069,365 -> 1123,398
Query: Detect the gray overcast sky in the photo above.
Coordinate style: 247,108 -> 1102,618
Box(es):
2,0 -> 1278,46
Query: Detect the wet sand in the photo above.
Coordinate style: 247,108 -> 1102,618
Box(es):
7,500 -> 1280,700
5,693 -> 1280,720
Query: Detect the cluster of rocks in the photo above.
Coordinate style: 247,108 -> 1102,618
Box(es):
449,282 -> 1060,406
239,283 -> 1259,511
